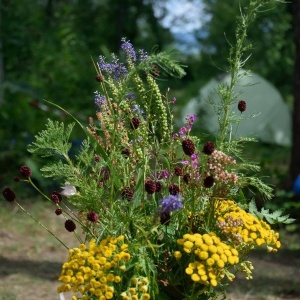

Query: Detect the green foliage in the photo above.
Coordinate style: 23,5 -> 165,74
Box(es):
27,119 -> 75,158
249,199 -> 296,224
2,1 -> 296,300
194,0 -> 293,102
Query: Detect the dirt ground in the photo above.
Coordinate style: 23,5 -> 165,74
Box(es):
0,201 -> 299,300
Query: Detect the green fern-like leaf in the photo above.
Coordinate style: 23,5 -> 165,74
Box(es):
28,119 -> 75,158
40,161 -> 76,181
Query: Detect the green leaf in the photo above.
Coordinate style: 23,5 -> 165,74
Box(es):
28,119 -> 74,158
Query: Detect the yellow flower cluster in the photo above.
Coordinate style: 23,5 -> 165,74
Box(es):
216,200 -> 281,252
120,277 -> 151,300
175,232 -> 239,287
57,235 -> 130,300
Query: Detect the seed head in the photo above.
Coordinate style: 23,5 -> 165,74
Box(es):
203,176 -> 214,188
174,166 -> 183,176
50,191 -> 62,204
183,173 -> 191,184
145,179 -> 156,194
182,139 -> 195,156
160,211 -> 171,225
55,208 -> 62,215
121,148 -> 130,158
20,165 -> 32,178
155,181 -> 163,193
100,167 -> 110,181
2,187 -> 16,202
121,186 -> 134,201
96,74 -> 104,82
94,155 -> 101,162
203,141 -> 215,155
65,219 -> 76,232
169,184 -> 180,196
87,211 -> 99,223
238,100 -> 246,113
130,117 -> 140,129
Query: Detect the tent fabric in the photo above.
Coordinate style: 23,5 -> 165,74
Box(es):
182,71 -> 292,146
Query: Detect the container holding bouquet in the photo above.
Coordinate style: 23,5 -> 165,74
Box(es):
2,0 -> 295,299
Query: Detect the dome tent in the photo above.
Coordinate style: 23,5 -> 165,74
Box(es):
182,71 -> 292,146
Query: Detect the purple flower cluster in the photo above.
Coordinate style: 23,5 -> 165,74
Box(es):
124,92 -> 136,100
98,54 -> 128,81
178,114 -> 197,137
132,104 -> 146,119
137,49 -> 149,62
121,38 -> 136,61
94,92 -> 106,109
160,194 -> 183,213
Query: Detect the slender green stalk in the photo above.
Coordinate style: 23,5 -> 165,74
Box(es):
14,201 -> 69,250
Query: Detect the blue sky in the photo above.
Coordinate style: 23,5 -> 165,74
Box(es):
153,0 -> 208,53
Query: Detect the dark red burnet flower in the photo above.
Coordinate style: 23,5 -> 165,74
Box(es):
169,184 -> 180,196
203,176 -> 214,188
14,177 -> 20,183
100,167 -> 110,181
55,208 -> 63,215
238,100 -> 247,113
145,179 -> 156,194
130,117 -> 140,129
50,191 -> 62,204
94,155 -> 101,162
183,173 -> 191,184
155,181 -> 163,193
160,211 -> 171,225
174,166 -> 183,176
87,211 -> 99,223
96,74 -> 104,82
121,148 -> 130,158
2,187 -> 16,202
203,141 -> 215,155
65,219 -> 76,232
121,186 -> 134,201
182,138 -> 195,156
20,165 -> 32,178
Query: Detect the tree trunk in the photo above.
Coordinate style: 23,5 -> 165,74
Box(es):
0,0 -> 4,105
290,0 -> 300,198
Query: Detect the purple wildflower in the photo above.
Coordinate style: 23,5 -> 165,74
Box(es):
98,54 -> 128,81
121,38 -> 136,61
191,153 -> 199,168
132,104 -> 146,119
172,133 -> 180,140
179,126 -> 188,137
160,194 -> 183,213
138,49 -> 149,62
94,92 -> 106,109
124,92 -> 136,100
158,170 -> 170,180
185,114 -> 197,130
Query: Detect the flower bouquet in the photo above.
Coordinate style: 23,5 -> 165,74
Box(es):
2,1 -> 294,299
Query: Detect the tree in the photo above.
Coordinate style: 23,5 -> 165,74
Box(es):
0,0 -> 173,145
290,0 -> 300,194
194,0 -> 294,102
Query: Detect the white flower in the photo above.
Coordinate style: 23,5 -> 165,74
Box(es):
60,182 -> 77,197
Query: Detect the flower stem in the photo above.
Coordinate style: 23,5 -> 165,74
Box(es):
14,201 -> 69,250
